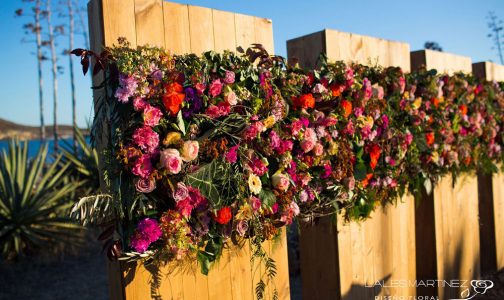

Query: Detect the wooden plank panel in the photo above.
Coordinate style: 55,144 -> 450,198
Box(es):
134,0 -> 164,47
207,249 -> 233,300
324,29 -> 410,70
269,228 -> 291,299
493,172 -> 504,270
101,0 -> 137,47
188,5 -> 214,54
162,2 -> 191,54
228,242 -> 253,300
286,31 -> 325,69
234,13 -> 255,51
212,9 -> 236,53
411,49 -> 472,74
254,17 -> 274,55
299,217 -> 340,300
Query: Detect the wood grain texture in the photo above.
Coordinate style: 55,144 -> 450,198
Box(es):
134,0 -> 164,47
324,29 -> 411,71
234,13 -> 255,51
286,31 -> 325,70
212,9 -> 236,53
493,172 -> 504,270
433,175 -> 480,300
188,5 -> 214,54
101,0 -> 137,47
254,17 -> 274,55
162,2 -> 190,54
411,49 -> 472,74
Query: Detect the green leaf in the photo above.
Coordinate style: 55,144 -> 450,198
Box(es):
354,162 -> 367,180
186,160 -> 222,205
259,189 -> 276,207
197,251 -> 210,275
176,111 -> 186,135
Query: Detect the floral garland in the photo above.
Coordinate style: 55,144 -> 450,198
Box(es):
72,41 -> 504,294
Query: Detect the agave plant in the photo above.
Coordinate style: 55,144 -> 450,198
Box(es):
60,127 -> 100,195
0,140 -> 83,260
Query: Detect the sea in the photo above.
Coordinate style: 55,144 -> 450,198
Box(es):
0,137 -> 90,158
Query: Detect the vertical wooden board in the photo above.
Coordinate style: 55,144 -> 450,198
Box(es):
473,61 -> 504,81
299,217 -> 340,300
207,248 -> 233,300
477,173 -> 497,274
287,31 -> 324,70
388,41 -> 411,72
188,5 -> 214,54
254,17 -> 274,55
212,10 -> 236,53
101,0 -> 137,47
349,33 -> 365,65
269,229 -> 291,299
134,0 -> 164,47
336,216 -> 353,299
162,2 -> 191,55
228,242 -> 253,300
493,172 -> 504,270
325,30 -> 351,65
416,48 -> 472,73
234,13 -> 255,51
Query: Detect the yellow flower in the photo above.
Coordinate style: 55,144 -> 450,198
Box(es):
431,151 -> 439,164
357,115 -> 374,128
248,174 -> 262,195
235,204 -> 253,220
163,132 -> 181,146
327,141 -> 338,155
263,115 -> 276,129
412,97 -> 422,110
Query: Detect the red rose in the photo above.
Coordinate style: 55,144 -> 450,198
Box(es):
162,82 -> 185,116
213,207 -> 232,225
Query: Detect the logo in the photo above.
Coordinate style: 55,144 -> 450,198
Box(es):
449,280 -> 494,300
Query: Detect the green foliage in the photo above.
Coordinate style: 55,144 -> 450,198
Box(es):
0,140 -> 83,260
60,127 -> 100,195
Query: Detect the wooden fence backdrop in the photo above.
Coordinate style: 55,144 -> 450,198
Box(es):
473,61 -> 504,274
87,1 -> 288,299
411,50 -> 480,300
288,30 -> 417,300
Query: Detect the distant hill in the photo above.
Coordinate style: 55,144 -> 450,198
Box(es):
0,118 -> 88,140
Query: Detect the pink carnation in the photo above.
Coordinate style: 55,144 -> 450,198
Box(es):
160,149 -> 182,174
132,154 -> 153,179
225,145 -> 239,163
143,105 -> 163,127
133,126 -> 159,154
133,97 -> 148,111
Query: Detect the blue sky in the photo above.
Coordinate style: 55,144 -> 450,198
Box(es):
0,0 -> 503,127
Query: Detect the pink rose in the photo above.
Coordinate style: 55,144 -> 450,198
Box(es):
143,104 -> 163,127
181,140 -> 199,162
195,83 -> 206,95
173,182 -> 189,202
224,90 -> 238,106
249,196 -> 261,212
135,177 -> 156,193
373,84 -> 384,100
205,105 -> 221,118
209,79 -> 223,98
313,143 -> 324,156
300,128 -> 317,152
223,70 -> 235,84
272,173 -> 290,192
160,149 -> 182,174
236,220 -> 249,237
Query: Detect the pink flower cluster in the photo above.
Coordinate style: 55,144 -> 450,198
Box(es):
130,218 -> 162,253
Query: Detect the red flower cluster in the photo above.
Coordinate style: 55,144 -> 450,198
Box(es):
212,207 -> 232,224
368,144 -> 381,170
340,99 -> 352,118
162,82 -> 185,116
293,93 -> 315,109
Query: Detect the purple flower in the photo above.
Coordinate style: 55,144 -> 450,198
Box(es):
115,74 -> 138,103
130,218 -> 162,253
182,87 -> 203,118
223,70 -> 235,84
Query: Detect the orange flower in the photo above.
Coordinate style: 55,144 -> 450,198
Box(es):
430,97 -> 440,108
368,144 -> 381,170
294,93 -> 315,109
459,104 -> 468,116
361,173 -> 374,188
425,132 -> 435,146
162,82 -> 185,116
340,100 -> 352,118
330,84 -> 343,97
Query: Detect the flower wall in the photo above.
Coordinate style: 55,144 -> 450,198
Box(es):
73,42 -> 504,276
